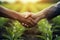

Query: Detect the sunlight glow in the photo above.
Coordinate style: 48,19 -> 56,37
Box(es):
0,0 -> 42,3
20,0 -> 40,3
0,0 -> 16,3
6,0 -> 16,3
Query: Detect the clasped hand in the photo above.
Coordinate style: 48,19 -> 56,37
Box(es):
0,6 -> 42,28
20,12 -> 38,28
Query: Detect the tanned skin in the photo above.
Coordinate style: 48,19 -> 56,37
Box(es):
0,6 -> 36,27
0,2 -> 60,28
29,2 -> 60,23
23,2 -> 60,36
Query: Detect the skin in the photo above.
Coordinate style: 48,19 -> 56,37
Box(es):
26,2 -> 60,25
0,6 -> 36,27
0,2 -> 60,28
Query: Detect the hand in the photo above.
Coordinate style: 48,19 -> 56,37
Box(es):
0,6 -> 37,28
21,12 -> 38,28
24,12 -> 39,23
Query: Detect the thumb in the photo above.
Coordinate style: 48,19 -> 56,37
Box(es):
25,13 -> 32,18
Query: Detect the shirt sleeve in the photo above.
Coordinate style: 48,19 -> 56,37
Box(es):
45,2 -> 60,20
54,2 -> 60,15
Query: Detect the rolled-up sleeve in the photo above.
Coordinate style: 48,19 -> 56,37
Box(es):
45,2 -> 60,20
54,2 -> 60,15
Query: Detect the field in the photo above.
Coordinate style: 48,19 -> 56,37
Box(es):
0,2 -> 60,40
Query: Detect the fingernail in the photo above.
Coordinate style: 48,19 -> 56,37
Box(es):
22,23 -> 24,25
25,24 -> 27,26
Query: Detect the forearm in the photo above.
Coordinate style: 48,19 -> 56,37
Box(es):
33,5 -> 55,22
0,6 -> 24,21
36,2 -> 60,21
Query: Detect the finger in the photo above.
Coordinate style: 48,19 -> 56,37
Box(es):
26,20 -> 34,27
25,24 -> 29,28
22,23 -> 26,27
21,22 -> 26,25
22,23 -> 29,28
21,21 -> 31,28
25,22 -> 32,28
22,23 -> 28,27
22,23 -> 29,27
27,17 -> 37,26
25,13 -> 32,18
20,18 -> 36,28
30,14 -> 36,19
23,19 -> 36,28
24,24 -> 29,27
22,23 -> 25,25
24,21 -> 34,28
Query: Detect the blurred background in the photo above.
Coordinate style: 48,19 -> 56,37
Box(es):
0,0 -> 60,40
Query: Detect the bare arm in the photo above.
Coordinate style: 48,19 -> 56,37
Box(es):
0,6 -> 30,23
0,6 -> 24,20
0,6 -> 36,27
34,2 -> 60,22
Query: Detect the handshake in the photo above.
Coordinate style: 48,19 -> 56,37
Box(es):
20,12 -> 43,28
0,3 -> 59,28
0,6 -> 45,28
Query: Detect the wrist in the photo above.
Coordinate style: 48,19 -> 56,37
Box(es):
33,13 -> 45,22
